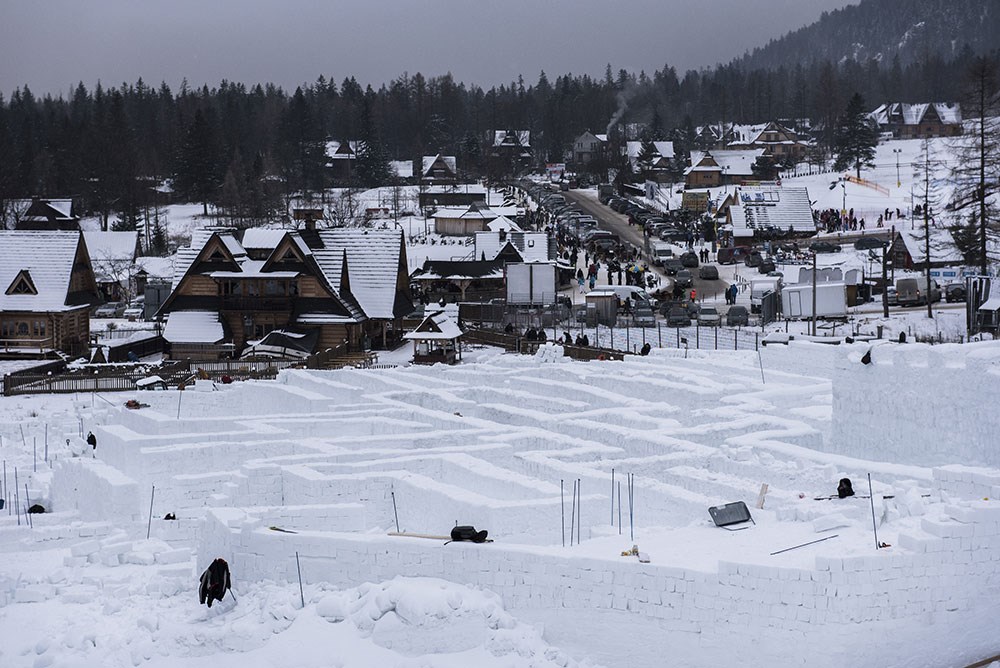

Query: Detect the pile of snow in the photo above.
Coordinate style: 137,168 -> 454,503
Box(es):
533,342 -> 566,363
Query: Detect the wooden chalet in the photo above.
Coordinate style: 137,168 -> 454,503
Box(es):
489,130 -> 532,176
421,154 -> 458,184
326,140 -> 359,182
432,202 -> 498,236
572,131 -> 608,165
870,103 -> 962,139
411,259 -> 505,303
0,231 -> 100,356
684,150 -> 766,189
157,226 -> 412,360
15,198 -> 80,231
728,122 -> 810,162
403,310 -> 464,365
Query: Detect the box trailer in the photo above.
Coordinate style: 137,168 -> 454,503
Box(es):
750,276 -> 782,314
780,282 -> 847,319
506,262 -> 557,305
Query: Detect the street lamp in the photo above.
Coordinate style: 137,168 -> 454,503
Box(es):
723,165 -> 730,193
893,148 -> 902,188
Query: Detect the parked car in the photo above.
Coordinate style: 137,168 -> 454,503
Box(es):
698,265 -> 719,280
744,251 -> 763,268
680,251 -> 699,268
757,259 -> 776,274
717,245 -> 752,265
885,286 -> 898,306
726,305 -> 750,326
674,269 -> 693,289
94,302 -> 123,318
633,306 -> 656,327
809,241 -> 842,253
696,306 -> 721,326
123,304 -> 144,321
667,306 -> 691,327
854,236 -> 888,250
663,258 -> 684,276
945,282 -> 967,303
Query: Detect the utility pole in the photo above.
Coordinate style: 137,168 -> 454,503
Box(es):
882,241 -> 889,319
811,252 -> 818,336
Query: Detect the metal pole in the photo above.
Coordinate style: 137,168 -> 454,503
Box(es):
177,390 -> 183,420
24,483 -> 32,528
296,551 -> 305,608
391,490 -> 400,533
577,479 -> 582,545
610,468 -> 615,525
811,253 -> 817,336
629,473 -> 634,542
569,479 -> 577,547
868,473 -> 880,550
657,322 -> 661,347
561,479 -> 565,547
617,480 -> 622,535
14,467 -> 20,526
146,485 -> 156,539
44,424 -> 48,462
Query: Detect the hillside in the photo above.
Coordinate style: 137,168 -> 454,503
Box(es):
741,0 -> 998,71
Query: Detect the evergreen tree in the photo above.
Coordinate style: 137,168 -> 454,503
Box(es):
832,93 -> 878,178
912,138 -> 945,318
636,136 -> 658,177
174,108 -> 222,215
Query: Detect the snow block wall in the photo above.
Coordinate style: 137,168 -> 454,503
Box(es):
830,342 -> 1000,467
51,458 -> 142,523
200,508 -> 1000,637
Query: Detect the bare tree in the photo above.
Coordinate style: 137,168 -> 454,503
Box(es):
326,188 -> 363,228
913,139 -> 945,319
0,198 -> 30,230
950,57 -> 1000,276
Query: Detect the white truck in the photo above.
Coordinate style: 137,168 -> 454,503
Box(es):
749,276 -> 783,314
506,262 -> 557,305
780,282 -> 847,319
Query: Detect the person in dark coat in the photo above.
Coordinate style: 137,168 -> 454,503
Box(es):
640,342 -> 652,356
537,329 -> 547,342
87,432 -> 97,450
525,328 -> 538,341
581,334 -> 590,347
199,558 -> 232,608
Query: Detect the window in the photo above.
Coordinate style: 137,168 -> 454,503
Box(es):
264,280 -> 280,296
17,322 -> 29,336
33,321 -> 46,336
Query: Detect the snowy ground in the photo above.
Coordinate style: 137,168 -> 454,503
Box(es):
2,341 -> 1000,668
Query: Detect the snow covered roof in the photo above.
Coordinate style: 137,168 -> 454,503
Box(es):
474,231 -> 551,263
316,229 -> 406,320
492,130 -> 530,148
686,150 -> 766,177
728,187 -> 817,238
625,141 -> 675,163
241,229 -> 287,250
485,216 -> 522,233
326,140 -> 359,159
404,310 -> 463,340
421,155 -> 457,177
432,203 -> 497,220
136,255 -> 174,281
83,231 -> 138,263
0,231 -> 88,312
870,103 -> 962,126
894,228 -> 962,264
162,311 -> 224,344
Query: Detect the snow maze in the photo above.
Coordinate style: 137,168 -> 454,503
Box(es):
9,341 -> 1000,667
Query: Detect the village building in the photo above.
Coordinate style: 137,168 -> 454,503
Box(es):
403,310 -> 464,365
625,140 -> 676,181
326,140 -> 360,182
14,198 -> 80,231
418,183 -> 488,209
727,122 -> 810,163
432,202 -> 498,235
488,130 -> 532,176
889,227 -> 963,271
684,149 -> 766,189
869,103 -> 963,139
0,231 -> 101,357
724,186 -> 817,241
156,226 -> 412,361
572,131 -> 608,165
420,154 -> 458,184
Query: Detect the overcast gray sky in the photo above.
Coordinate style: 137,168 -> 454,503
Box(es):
0,0 -> 855,97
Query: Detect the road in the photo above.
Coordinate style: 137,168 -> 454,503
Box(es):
562,190 -> 728,301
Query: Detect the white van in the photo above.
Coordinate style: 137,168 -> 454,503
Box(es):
604,285 -> 658,309
896,277 -> 941,306
650,241 -> 673,267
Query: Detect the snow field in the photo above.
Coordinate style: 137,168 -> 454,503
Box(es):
2,342 -> 1000,666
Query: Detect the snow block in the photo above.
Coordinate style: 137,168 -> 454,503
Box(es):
155,548 -> 191,565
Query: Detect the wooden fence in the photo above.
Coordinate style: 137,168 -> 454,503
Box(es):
464,328 -> 628,361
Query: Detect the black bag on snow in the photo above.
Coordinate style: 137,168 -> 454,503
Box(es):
199,557 -> 232,608
837,478 -> 855,499
450,525 -> 489,543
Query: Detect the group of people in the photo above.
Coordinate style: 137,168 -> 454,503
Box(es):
723,284 -> 740,305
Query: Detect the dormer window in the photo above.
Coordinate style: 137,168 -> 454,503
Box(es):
5,270 -> 38,296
